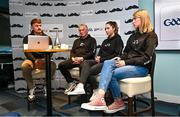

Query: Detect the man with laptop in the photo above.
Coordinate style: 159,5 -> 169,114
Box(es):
58,24 -> 97,94
21,18 -> 56,101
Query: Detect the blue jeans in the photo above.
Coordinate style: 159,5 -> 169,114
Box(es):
98,59 -> 148,99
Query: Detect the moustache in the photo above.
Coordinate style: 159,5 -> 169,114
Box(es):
15,77 -> 25,81
11,34 -> 24,38
10,12 -> 23,16
40,13 -> 53,17
68,24 -> 79,28
40,2 -> 52,6
25,2 -> 38,6
11,24 -> 23,28
13,57 -> 25,61
68,13 -> 80,17
125,19 -> 133,23
69,34 -> 79,38
54,2 -> 66,6
16,88 -> 27,92
95,0 -> 108,4
82,1 -> 94,5
109,8 -> 123,13
95,10 -> 107,14
125,5 -> 139,10
124,30 -> 135,35
54,13 -> 66,17
55,57 -> 66,60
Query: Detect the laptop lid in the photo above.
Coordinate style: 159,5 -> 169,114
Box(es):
28,35 -> 49,49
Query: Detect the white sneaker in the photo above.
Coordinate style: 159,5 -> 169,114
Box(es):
89,89 -> 98,101
28,87 -> 36,101
67,83 -> 85,95
64,81 -> 77,94
44,86 -> 47,97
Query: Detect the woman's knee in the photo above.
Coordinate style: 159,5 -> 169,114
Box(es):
104,59 -> 114,66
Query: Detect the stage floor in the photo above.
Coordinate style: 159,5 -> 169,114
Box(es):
0,87 -> 179,116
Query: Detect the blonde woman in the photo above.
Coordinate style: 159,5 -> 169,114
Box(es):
81,9 -> 158,113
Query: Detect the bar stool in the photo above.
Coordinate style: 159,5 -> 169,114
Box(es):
119,53 -> 156,116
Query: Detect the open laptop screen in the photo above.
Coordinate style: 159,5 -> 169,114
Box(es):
28,35 -> 49,49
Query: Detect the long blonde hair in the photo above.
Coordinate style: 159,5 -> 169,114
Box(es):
133,9 -> 153,33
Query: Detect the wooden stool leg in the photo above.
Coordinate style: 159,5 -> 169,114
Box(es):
27,88 -> 30,111
134,96 -> 137,113
151,91 -> 155,116
68,95 -> 71,105
128,97 -> 134,116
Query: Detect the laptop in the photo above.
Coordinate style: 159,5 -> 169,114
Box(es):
28,35 -> 49,49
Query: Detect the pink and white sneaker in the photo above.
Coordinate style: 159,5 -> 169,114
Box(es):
81,97 -> 107,111
104,99 -> 125,113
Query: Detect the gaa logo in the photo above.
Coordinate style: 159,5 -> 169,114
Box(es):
164,18 -> 180,26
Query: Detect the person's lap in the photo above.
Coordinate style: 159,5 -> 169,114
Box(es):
113,65 -> 149,80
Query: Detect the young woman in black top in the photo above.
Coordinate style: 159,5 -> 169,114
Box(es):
67,21 -> 124,95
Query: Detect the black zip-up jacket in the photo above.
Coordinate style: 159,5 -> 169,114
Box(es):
70,34 -> 97,60
23,31 -> 52,63
98,34 -> 124,62
121,31 -> 158,68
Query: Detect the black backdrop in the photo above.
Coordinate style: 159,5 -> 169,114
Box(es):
0,0 -> 11,46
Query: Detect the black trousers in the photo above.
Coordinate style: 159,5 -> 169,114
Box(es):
58,59 -> 83,83
80,60 -> 103,88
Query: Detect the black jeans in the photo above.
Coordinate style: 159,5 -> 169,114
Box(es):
58,59 -> 83,83
80,60 -> 103,86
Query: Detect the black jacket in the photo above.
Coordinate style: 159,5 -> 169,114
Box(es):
98,34 -> 124,62
121,31 -> 158,68
70,34 -> 97,60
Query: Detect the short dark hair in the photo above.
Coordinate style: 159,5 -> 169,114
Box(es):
30,18 -> 41,26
